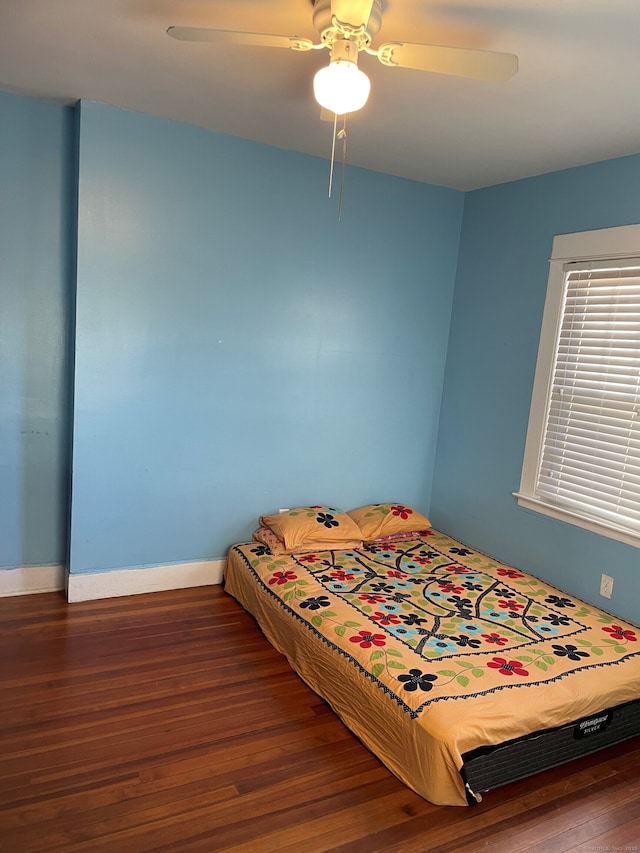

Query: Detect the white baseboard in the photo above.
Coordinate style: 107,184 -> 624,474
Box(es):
67,558 -> 226,603
0,564 -> 65,597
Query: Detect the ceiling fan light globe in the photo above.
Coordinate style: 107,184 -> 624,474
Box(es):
313,60 -> 370,115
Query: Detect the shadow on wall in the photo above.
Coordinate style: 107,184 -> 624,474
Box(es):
1,98 -> 77,571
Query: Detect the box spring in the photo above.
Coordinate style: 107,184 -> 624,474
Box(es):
461,698 -> 640,803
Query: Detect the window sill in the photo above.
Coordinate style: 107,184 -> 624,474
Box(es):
513,492 -> 640,551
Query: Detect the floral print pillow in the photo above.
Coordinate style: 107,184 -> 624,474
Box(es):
347,503 -> 431,542
259,506 -> 363,551
252,526 -> 363,556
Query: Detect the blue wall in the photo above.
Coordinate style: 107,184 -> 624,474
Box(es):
70,101 -> 463,574
0,92 -> 75,569
431,154 -> 640,624
4,89 -> 639,625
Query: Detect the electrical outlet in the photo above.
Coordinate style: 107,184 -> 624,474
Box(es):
600,573 -> 614,599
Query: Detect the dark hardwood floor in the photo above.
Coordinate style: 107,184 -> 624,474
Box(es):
1,585 -> 638,852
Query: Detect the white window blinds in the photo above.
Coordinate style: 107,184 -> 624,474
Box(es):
536,261 -> 640,534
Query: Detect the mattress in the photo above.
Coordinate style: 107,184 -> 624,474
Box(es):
224,529 -> 640,806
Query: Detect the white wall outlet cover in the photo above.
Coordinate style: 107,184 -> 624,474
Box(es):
600,573 -> 614,599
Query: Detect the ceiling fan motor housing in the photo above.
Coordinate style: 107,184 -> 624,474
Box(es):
329,37 -> 361,66
312,0 -> 382,47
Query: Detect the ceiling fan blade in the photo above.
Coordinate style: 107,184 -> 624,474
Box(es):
167,26 -> 314,51
330,0 -> 375,28
377,42 -> 518,82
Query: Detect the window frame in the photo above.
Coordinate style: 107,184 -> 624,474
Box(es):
515,223 -> 640,550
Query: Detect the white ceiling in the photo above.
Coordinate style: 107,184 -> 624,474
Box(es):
2,0 -> 640,191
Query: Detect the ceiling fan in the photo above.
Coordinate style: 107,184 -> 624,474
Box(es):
167,0 -> 518,116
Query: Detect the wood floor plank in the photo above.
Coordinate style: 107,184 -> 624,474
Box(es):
524,799 -> 640,853
565,814 -> 640,853
1,585 -> 639,853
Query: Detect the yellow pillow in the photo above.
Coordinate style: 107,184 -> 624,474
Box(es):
252,527 -> 362,556
347,503 -> 431,542
259,505 -> 362,551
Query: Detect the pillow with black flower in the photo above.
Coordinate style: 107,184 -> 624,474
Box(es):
259,505 -> 362,551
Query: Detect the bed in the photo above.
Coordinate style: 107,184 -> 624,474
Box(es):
224,522 -> 640,806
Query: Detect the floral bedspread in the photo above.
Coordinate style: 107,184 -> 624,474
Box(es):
225,529 -> 640,804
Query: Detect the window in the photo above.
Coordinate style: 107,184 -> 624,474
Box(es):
516,224 -> 640,549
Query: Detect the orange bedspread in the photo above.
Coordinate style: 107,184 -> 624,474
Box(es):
224,529 -> 640,805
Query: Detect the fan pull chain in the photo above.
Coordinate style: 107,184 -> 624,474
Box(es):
337,115 -> 347,221
327,113 -> 348,220
328,111 -> 338,198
